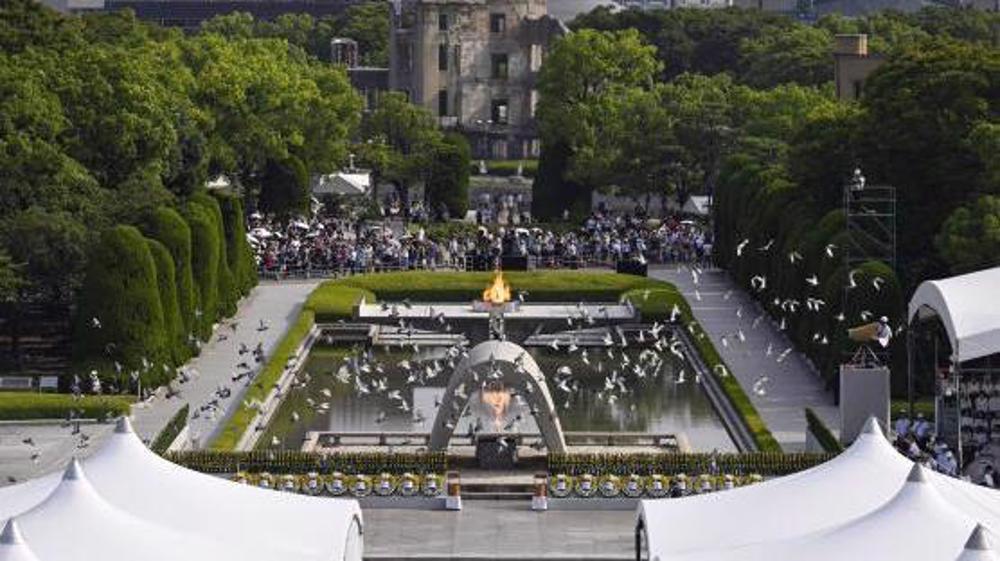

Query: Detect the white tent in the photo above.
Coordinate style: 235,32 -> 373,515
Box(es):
0,418 -> 364,561
313,172 -> 371,197
682,196 -> 711,217
637,418 -> 1000,561
0,520 -> 40,561
908,267 -> 1000,363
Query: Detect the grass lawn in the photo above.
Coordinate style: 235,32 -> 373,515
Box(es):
0,392 -> 132,420
211,310 -> 316,450
212,270 -> 781,452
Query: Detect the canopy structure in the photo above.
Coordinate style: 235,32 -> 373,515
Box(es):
908,267 -> 1000,364
637,418 -> 1000,561
313,172 -> 371,197
0,417 -> 364,561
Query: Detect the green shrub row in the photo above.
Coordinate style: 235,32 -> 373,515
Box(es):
473,159 -> 538,178
310,270 -> 665,311
211,309 -> 316,450
805,407 -> 844,453
0,392 -> 131,420
166,450 -> 448,474
627,288 -> 782,452
714,158 -> 906,395
151,404 -> 190,455
548,451 -> 833,477
74,193 -> 257,388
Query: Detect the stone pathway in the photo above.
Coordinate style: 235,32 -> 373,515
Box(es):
650,266 -> 839,451
131,280 -> 321,445
363,501 -> 633,560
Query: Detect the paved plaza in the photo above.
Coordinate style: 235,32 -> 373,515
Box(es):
650,266 -> 840,451
363,501 -> 633,560
0,421 -> 113,485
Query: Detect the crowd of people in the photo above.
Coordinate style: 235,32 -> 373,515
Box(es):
892,412 -> 962,478
248,207 -> 713,278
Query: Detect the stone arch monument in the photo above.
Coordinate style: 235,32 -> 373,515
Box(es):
429,339 -> 567,453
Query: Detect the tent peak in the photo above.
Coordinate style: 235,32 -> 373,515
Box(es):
861,416 -> 883,436
63,458 -> 83,481
966,524 -> 992,551
0,518 -> 23,545
906,463 -> 928,484
114,416 -> 134,434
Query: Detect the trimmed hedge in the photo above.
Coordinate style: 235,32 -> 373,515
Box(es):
0,393 -> 131,420
211,309 -> 316,450
627,288 -> 782,452
167,450 -> 447,475
75,225 -> 170,380
146,238 -> 189,365
151,403 -> 189,455
313,270 -> 665,306
191,192 -> 236,318
805,407 -> 844,453
549,451 -> 834,477
305,285 -> 376,323
143,206 -> 197,336
184,202 -> 220,339
214,192 -> 257,296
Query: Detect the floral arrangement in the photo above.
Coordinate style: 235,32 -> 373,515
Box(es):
546,473 -> 764,498
230,471 -> 445,498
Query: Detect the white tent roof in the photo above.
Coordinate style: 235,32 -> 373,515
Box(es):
0,519 -> 39,561
908,267 -> 1000,363
0,418 -> 363,561
959,526 -> 999,561
682,195 -> 711,217
313,172 -> 371,196
638,418 -> 1000,561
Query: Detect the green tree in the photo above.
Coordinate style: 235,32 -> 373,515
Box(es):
860,38 -> 1000,280
214,192 -> 257,295
2,209 -> 90,301
425,133 -> 471,219
76,225 -> 168,375
257,156 -> 310,218
200,11 -> 255,38
339,2 -> 390,66
536,29 -> 660,190
935,195 -> 1000,274
739,25 -> 833,88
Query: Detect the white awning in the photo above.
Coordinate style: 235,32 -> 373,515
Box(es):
908,267 -> 1000,363
0,418 -> 364,561
313,172 -> 371,196
637,418 -> 1000,561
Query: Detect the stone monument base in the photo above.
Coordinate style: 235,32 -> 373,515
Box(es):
475,435 -> 518,469
840,363 -> 890,444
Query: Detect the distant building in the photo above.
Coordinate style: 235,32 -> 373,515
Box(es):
389,0 -> 567,160
833,34 -> 885,101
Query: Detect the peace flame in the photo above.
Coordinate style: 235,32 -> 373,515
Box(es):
482,269 -> 511,304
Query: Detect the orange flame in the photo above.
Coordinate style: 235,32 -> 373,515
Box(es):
482,269 -> 511,304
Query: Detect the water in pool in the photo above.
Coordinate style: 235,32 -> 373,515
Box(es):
264,343 -> 735,452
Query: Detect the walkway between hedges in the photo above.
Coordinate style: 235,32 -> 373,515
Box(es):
130,280 -> 321,445
649,266 -> 839,452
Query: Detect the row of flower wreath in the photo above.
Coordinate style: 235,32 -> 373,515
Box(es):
232,471 -> 445,497
547,473 -> 764,498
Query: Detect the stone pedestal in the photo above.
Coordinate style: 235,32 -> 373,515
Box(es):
840,364 -> 890,444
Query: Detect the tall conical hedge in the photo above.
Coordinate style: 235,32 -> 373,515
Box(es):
183,202 -> 220,339
76,225 -> 168,379
214,192 -> 257,295
143,206 -> 196,336
146,237 -> 188,364
190,192 -> 236,318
